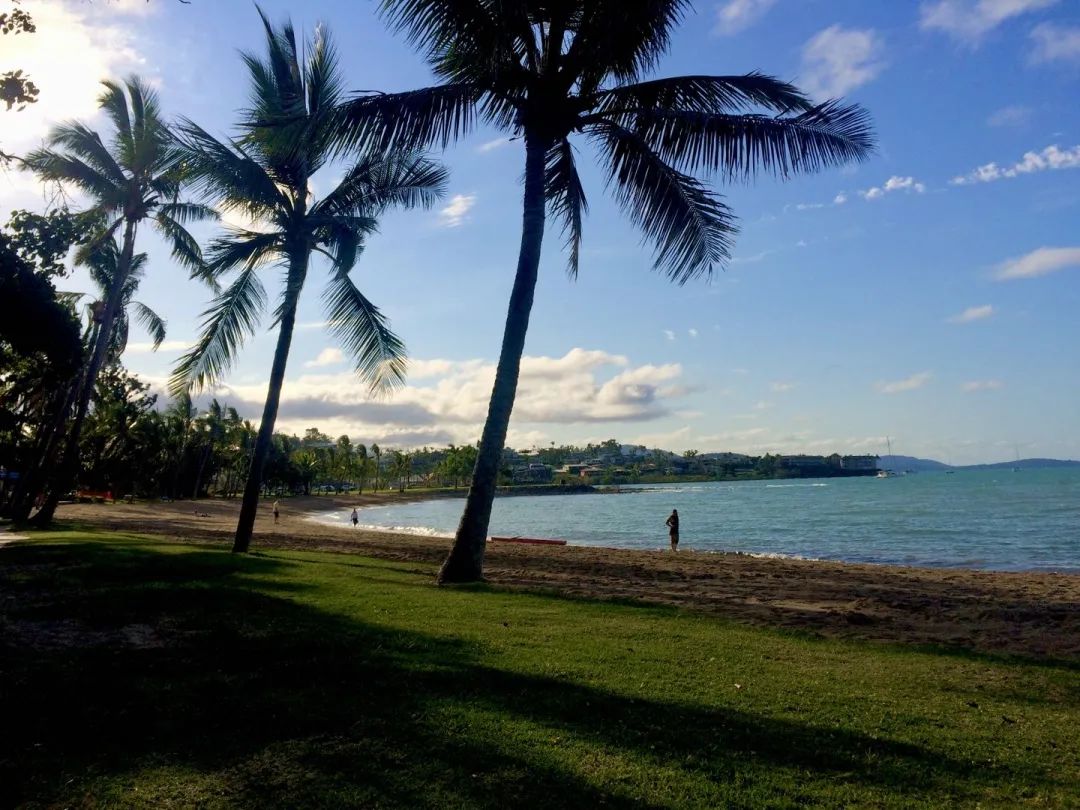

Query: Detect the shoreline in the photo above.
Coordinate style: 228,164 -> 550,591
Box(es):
34,495 -> 1080,661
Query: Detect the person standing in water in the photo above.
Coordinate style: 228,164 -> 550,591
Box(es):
351,508 -> 359,528
665,509 -> 680,552
272,500 -> 280,525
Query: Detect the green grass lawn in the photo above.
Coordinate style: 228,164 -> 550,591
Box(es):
1,531 -> 1077,808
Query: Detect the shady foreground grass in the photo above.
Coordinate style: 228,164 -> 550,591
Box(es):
1,531 -> 1077,808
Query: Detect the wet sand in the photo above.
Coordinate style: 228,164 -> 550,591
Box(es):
52,495 -> 1080,661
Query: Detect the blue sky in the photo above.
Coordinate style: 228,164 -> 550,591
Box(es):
3,0 -> 1079,464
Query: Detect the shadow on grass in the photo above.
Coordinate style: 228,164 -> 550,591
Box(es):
0,540 -> 1047,808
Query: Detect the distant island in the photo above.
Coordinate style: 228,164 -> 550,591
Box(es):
879,455 -> 1080,473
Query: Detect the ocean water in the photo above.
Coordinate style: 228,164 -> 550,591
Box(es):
310,469 -> 1080,572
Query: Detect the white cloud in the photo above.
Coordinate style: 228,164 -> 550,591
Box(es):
438,194 -> 475,227
663,329 -> 676,341
799,25 -> 886,99
0,1 -> 148,206
948,304 -> 996,323
919,0 -> 1058,44
125,340 -> 189,354
951,144 -> 1080,185
476,138 -> 512,153
833,192 -> 848,205
713,0 -> 778,35
688,328 -> 699,338
996,247 -> 1080,280
987,105 -> 1032,128
876,372 -> 932,394
754,400 -> 774,410
305,347 -> 345,368
963,379 -> 1005,392
860,175 -> 926,200
200,348 -> 689,448
770,381 -> 796,393
1030,23 -> 1080,64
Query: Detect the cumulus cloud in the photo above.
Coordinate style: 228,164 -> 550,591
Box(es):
713,0 -> 778,35
186,348 -> 688,448
438,194 -> 475,227
963,379 -> 1005,392
663,329 -> 676,341
304,347 -> 345,368
948,304 -> 996,323
987,105 -> 1032,128
860,175 -> 926,200
1030,23 -> 1080,64
876,372 -> 932,394
951,144 -> 1080,184
799,26 -> 886,99
996,247 -> 1080,280
833,192 -> 848,205
919,0 -> 1058,44
688,328 -> 699,338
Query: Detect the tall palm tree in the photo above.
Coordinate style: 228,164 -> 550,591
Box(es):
24,76 -> 212,524
168,12 -> 447,553
339,0 -> 876,583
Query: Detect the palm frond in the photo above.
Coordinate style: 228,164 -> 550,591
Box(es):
47,121 -> 128,186
590,120 -> 736,284
322,269 -> 407,396
336,83 -> 480,153
169,267 -> 267,395
22,149 -> 125,209
626,100 -> 876,180
593,73 -> 814,117
202,229 -> 283,281
175,119 -> 285,216
311,220 -> 369,274
312,151 -> 447,218
569,0 -> 693,87
155,212 -> 207,275
157,201 -> 219,224
98,80 -> 135,166
131,301 -> 167,349
545,138 -> 587,278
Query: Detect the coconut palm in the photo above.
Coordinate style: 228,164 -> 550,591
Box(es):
23,76 -> 212,524
338,0 -> 875,582
168,12 -> 447,553
64,239 -> 168,361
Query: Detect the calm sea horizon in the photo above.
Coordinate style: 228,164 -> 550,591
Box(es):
309,468 -> 1080,573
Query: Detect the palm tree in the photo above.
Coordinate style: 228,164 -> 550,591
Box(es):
168,12 -> 447,553
23,76 -> 212,524
371,443 -> 382,493
338,1 -> 876,583
65,239 -> 168,361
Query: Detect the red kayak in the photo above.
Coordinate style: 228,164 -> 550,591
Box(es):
489,536 -> 567,546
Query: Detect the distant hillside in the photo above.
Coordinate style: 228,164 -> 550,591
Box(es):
879,455 -> 951,472
959,458 -> 1080,471
880,455 -> 1080,472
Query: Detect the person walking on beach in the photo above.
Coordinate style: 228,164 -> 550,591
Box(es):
665,509 -> 680,552
272,500 -> 280,525
351,508 -> 359,528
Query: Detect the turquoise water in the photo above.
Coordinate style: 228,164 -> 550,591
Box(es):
310,469 -> 1080,572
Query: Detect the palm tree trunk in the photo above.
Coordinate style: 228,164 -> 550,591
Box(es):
233,251 -> 308,553
438,134 -> 549,584
30,220 -> 138,526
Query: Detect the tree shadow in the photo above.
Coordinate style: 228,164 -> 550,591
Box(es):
0,540 -> 1060,807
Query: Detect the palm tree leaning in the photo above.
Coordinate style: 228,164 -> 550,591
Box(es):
338,0 -> 877,583
24,77 -> 212,524
168,12 -> 447,553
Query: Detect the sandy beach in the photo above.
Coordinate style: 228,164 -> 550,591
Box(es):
53,494 -> 1080,661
